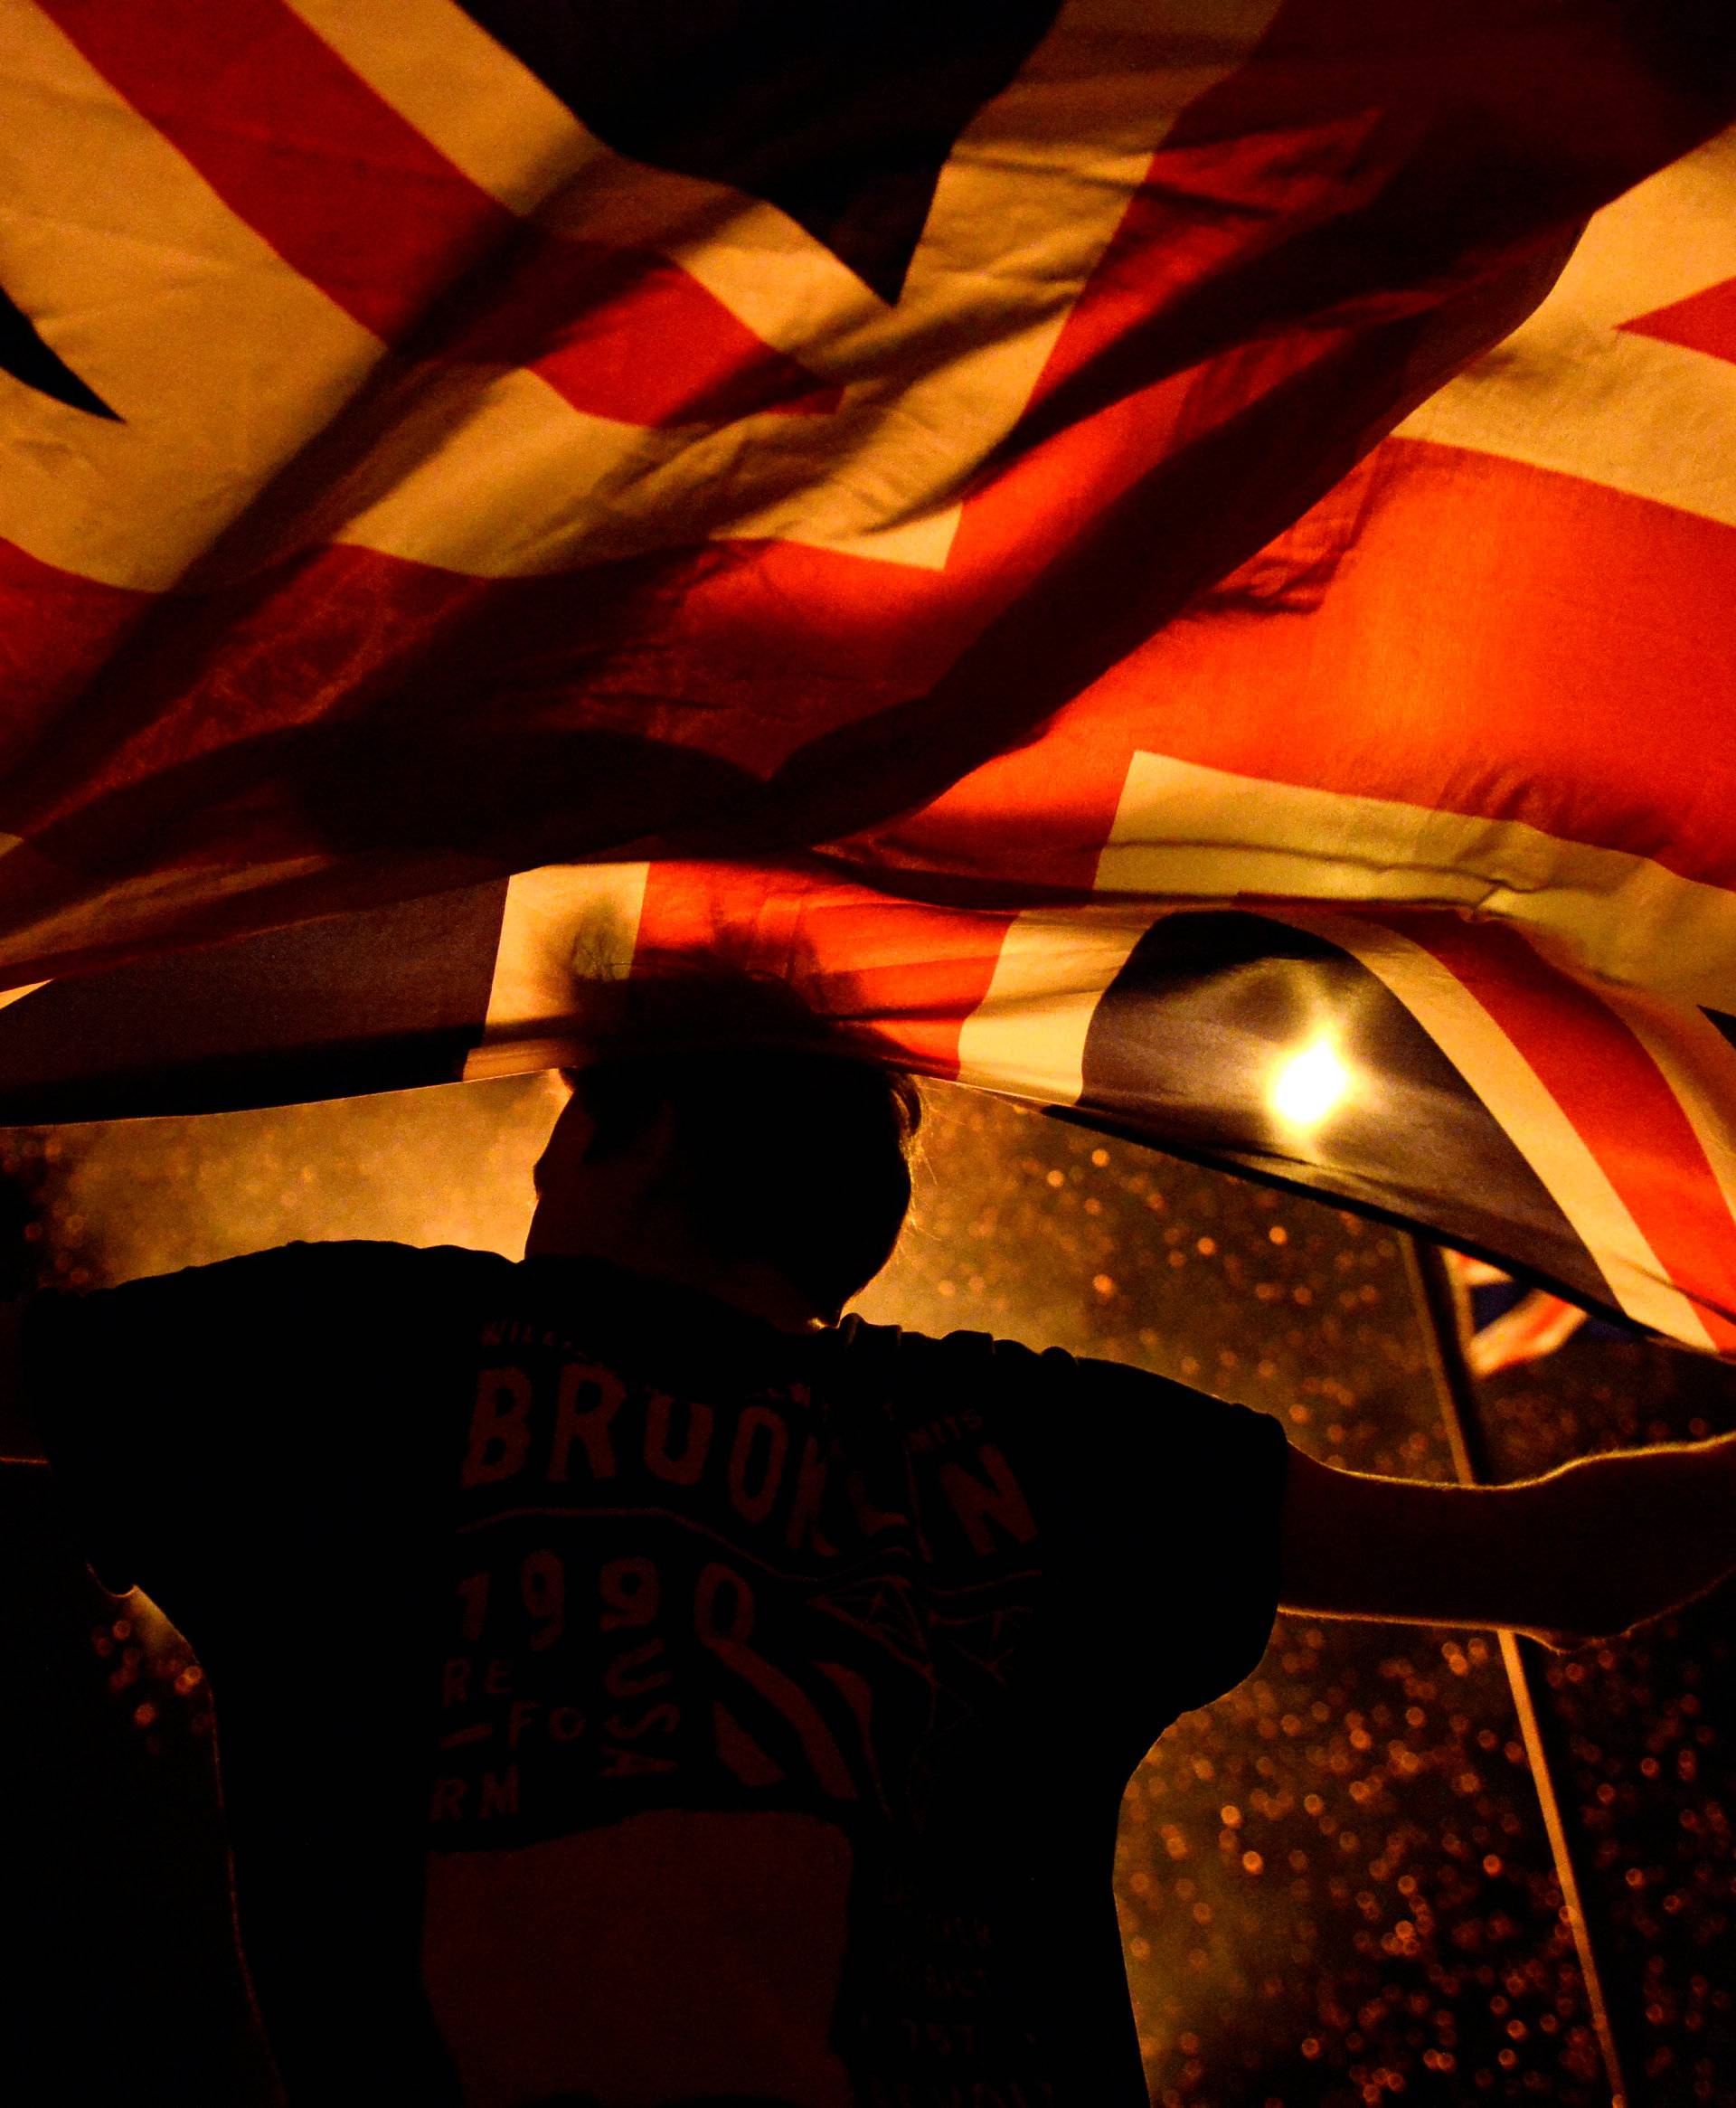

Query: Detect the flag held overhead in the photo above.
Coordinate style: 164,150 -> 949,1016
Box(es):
2,3 -> 1735,1356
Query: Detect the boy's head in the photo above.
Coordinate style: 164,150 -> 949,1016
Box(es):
529,973 -> 920,1322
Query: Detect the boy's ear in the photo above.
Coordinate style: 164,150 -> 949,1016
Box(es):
626,1099 -> 682,1176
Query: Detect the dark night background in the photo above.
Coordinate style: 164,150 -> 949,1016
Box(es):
0,1076 -> 1731,2105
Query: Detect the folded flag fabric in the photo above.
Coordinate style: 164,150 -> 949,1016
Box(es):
2,0 -> 1731,983
3,6 -> 1735,1356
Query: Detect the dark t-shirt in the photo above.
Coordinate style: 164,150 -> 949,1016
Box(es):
27,1242 -> 1288,2108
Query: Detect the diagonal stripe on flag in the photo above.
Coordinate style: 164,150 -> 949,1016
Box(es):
38,0 -> 522,345
1350,912 -> 1736,1349
1,2 -> 385,591
436,236 -> 843,428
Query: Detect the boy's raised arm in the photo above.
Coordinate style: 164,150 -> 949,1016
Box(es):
1278,1431 -> 1736,1648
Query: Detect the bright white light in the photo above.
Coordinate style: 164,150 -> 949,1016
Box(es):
1269,1037 -> 1351,1130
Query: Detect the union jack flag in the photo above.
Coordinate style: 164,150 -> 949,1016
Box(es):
1441,1253 -> 1609,1378
3,5 -> 1734,1348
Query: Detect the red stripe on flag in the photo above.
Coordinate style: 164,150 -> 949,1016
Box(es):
635,862 -> 1014,1079
0,529 -> 998,975
0,537 -> 152,758
0,532 -> 964,853
842,440 -> 1736,894
40,0 -> 517,344
439,235 -> 843,427
1382,913 -> 1736,1347
1140,441 -> 1736,890
0,544 -> 486,851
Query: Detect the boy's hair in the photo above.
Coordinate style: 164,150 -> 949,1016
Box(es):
565,973 -> 921,1318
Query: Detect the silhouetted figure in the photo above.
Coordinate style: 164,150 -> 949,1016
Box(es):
3,975 -> 1733,2107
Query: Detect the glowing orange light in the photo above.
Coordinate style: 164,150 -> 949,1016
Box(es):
1269,1037 -> 1351,1130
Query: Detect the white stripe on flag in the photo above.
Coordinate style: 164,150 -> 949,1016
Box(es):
285,0 -> 598,215
1096,749 -> 1736,1012
1397,127 -> 1736,529
955,906 -> 1154,1104
1599,990 -> 1736,1243
462,861 -> 650,1082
